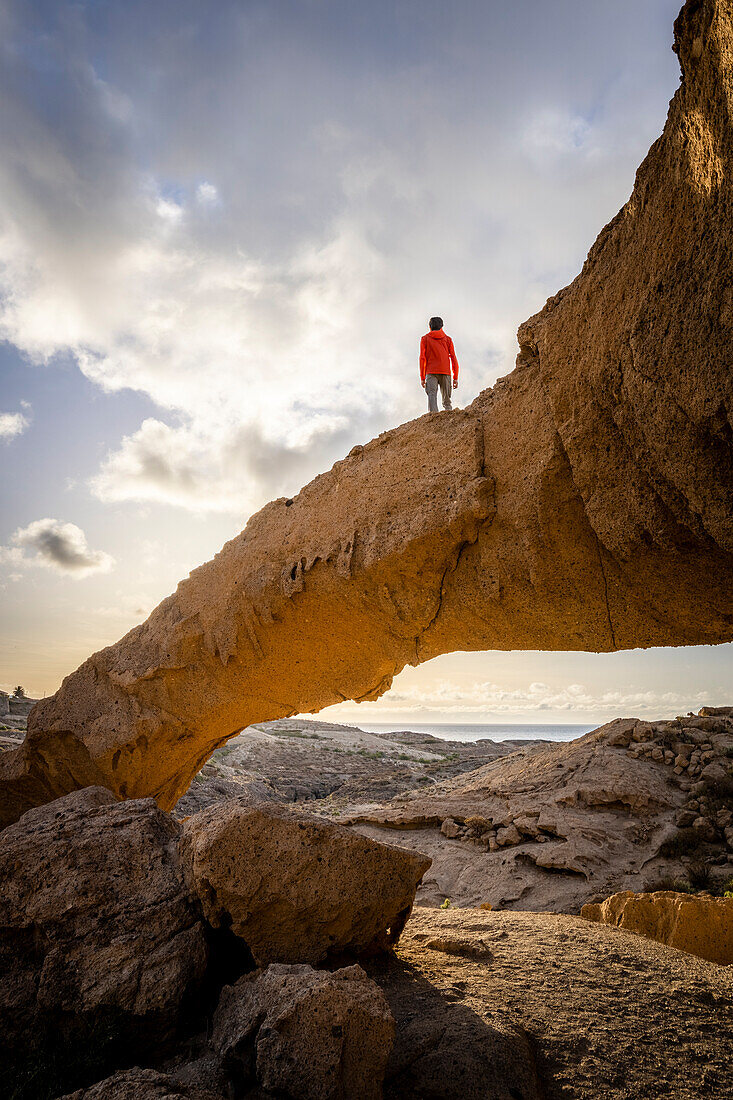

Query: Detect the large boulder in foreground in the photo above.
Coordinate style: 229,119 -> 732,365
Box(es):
181,800 -> 430,964
213,962 -> 394,1100
581,890 -> 733,963
0,788 -> 207,1098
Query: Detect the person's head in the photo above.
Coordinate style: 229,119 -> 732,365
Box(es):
429,316 -> 443,331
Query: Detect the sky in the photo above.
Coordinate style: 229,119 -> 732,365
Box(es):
1,0 -> 730,725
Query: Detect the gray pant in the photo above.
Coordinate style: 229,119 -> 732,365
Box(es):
425,373 -> 452,413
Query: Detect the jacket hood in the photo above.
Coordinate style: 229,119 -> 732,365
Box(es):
427,328 -> 447,338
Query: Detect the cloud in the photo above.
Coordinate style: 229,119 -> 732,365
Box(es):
90,402 -> 391,512
6,519 -> 115,577
196,182 -> 219,205
0,410 -> 29,440
94,593 -> 155,619
336,678 -> 710,719
0,0 -> 682,517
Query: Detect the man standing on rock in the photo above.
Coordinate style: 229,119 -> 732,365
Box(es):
419,316 -> 459,413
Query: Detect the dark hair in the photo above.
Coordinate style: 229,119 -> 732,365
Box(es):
429,316 -> 443,330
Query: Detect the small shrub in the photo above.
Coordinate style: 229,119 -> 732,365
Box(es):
645,876 -> 694,894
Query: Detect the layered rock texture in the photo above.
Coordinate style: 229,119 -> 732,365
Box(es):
582,889 -> 733,964
330,709 -> 733,912
2,0 -> 733,823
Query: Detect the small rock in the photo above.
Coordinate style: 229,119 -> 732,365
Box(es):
495,824 -> 522,847
675,810 -> 697,828
632,722 -> 656,743
441,817 -> 461,838
701,762 -> 727,784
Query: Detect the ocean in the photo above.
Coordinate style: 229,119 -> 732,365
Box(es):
357,722 -> 596,744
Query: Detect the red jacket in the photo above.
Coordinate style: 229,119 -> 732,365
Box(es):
420,329 -> 459,383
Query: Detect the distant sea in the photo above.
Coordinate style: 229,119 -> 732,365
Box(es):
357,722 -> 596,744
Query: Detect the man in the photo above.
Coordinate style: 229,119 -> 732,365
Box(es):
419,316 -> 459,413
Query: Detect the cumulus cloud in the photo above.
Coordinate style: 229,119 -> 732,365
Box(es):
0,410 -> 29,440
0,0 -> 682,516
6,519 -> 115,577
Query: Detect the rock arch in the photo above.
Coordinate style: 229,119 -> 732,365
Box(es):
2,0 -> 732,826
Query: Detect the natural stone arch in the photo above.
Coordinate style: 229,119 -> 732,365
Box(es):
2,0 -> 732,827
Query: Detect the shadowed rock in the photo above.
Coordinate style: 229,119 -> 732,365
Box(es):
2,0 -> 733,825
61,1068 -> 220,1099
0,788 -> 208,1098
212,963 -> 394,1100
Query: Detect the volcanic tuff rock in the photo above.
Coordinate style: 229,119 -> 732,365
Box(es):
212,963 -> 394,1100
0,788 -> 207,1098
582,889 -> 733,964
180,800 -> 431,964
1,0 -> 733,824
327,711 -> 733,912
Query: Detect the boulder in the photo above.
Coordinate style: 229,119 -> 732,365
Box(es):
62,1068 -> 220,1099
0,788 -> 207,1098
581,890 -> 733,964
212,963 -> 394,1100
181,800 -> 430,964
700,761 -> 729,784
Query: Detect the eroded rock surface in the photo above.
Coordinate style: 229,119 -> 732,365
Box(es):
2,0 -> 733,826
325,711 -> 733,912
0,788 -> 208,1099
180,800 -> 430,964
212,963 -> 394,1100
582,888 -> 733,964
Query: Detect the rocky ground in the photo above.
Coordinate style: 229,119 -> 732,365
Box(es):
322,708 -> 733,913
373,906 -> 733,1100
173,718 -> 552,816
173,708 -> 733,915
2,783 -> 731,1100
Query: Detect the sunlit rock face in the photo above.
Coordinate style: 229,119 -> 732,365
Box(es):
1,0 -> 732,825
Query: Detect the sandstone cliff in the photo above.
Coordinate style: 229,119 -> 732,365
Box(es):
2,0 -> 732,824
